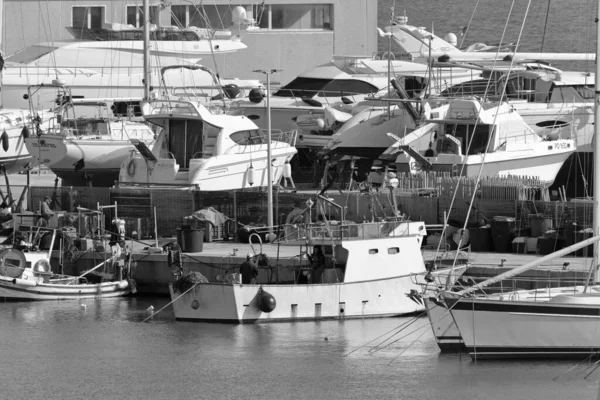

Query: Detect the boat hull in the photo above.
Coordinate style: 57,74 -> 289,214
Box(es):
0,109 -> 40,173
25,136 -> 155,186
396,141 -> 574,186
119,146 -> 297,190
0,276 -> 131,301
170,275 -> 427,323
424,297 -> 465,351
446,290 -> 600,359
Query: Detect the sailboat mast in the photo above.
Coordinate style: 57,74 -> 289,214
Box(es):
143,0 -> 151,99
593,0 -> 600,282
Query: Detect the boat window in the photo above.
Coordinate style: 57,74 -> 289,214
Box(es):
388,247 -> 400,254
573,85 -> 594,100
444,123 -> 492,155
230,129 -> 265,145
505,76 -> 537,102
316,79 -> 379,97
168,119 -> 203,168
273,78 -> 332,98
6,45 -> 58,64
368,249 -> 378,255
440,79 -> 490,98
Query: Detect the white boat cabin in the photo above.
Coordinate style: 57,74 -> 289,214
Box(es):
119,100 -> 297,188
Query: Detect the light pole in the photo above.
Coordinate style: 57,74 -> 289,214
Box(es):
253,68 -> 281,239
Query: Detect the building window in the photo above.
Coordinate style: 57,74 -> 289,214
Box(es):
171,4 -> 234,29
270,4 -> 332,30
171,4 -> 332,30
126,5 -> 159,27
72,6 -> 105,30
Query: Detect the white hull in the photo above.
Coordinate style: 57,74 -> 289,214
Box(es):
26,135 -> 155,185
170,275 -> 426,323
1,69 -> 259,109
120,146 -> 296,190
327,106 -> 416,158
0,109 -> 43,173
396,141 -> 574,185
0,276 -> 131,301
446,286 -> 600,359
424,297 -> 464,351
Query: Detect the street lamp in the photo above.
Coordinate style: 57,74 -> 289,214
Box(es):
253,68 -> 281,239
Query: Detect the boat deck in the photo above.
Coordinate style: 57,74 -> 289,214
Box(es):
130,238 -> 592,272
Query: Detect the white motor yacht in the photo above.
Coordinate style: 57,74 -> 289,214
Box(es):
1,22 -> 258,109
384,98 -> 574,185
229,55 -> 479,149
117,98 -> 297,191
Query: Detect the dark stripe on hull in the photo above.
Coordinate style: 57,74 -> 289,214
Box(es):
446,298 -> 600,316
176,311 -> 417,324
329,147 -> 387,160
466,347 -> 600,360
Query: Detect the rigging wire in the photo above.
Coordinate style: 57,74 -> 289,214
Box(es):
452,0 -> 533,270
540,0 -> 552,52
458,0 -> 481,49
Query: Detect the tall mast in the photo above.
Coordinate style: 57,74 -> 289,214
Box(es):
593,0 -> 600,282
386,5 -> 395,119
143,0 -> 151,99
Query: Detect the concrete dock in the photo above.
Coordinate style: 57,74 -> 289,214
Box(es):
57,238 -> 593,295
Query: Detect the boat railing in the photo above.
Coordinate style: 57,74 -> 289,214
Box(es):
271,88 -> 371,107
279,220 -> 425,243
224,129 -> 297,154
453,274 -> 593,299
143,100 -> 200,118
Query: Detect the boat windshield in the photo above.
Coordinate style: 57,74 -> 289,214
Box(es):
6,45 -> 58,64
229,129 -> 266,145
65,27 -> 201,41
273,77 -> 378,98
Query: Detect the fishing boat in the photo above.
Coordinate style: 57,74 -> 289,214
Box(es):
0,226 -> 132,300
23,82 -> 156,186
168,218 -> 466,323
383,98 -> 575,185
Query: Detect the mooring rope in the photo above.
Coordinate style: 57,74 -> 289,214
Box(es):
141,282 -> 198,323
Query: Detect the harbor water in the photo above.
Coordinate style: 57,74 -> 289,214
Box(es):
1,297 -> 598,400
4,1 -> 600,399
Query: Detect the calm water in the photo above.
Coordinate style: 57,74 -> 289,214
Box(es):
1,297 -> 599,400
5,2 -> 600,399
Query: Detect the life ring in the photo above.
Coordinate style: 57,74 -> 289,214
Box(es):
127,158 -> 137,177
1,130 -> 8,152
379,51 -> 395,60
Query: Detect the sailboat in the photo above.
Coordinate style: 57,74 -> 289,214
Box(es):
23,82 -> 157,186
440,1 -> 600,359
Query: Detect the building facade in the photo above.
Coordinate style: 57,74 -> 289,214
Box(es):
3,0 -> 378,85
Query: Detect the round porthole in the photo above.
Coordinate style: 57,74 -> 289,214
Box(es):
191,300 -> 200,310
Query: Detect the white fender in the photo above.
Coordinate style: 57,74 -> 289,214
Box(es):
12,278 -> 38,287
